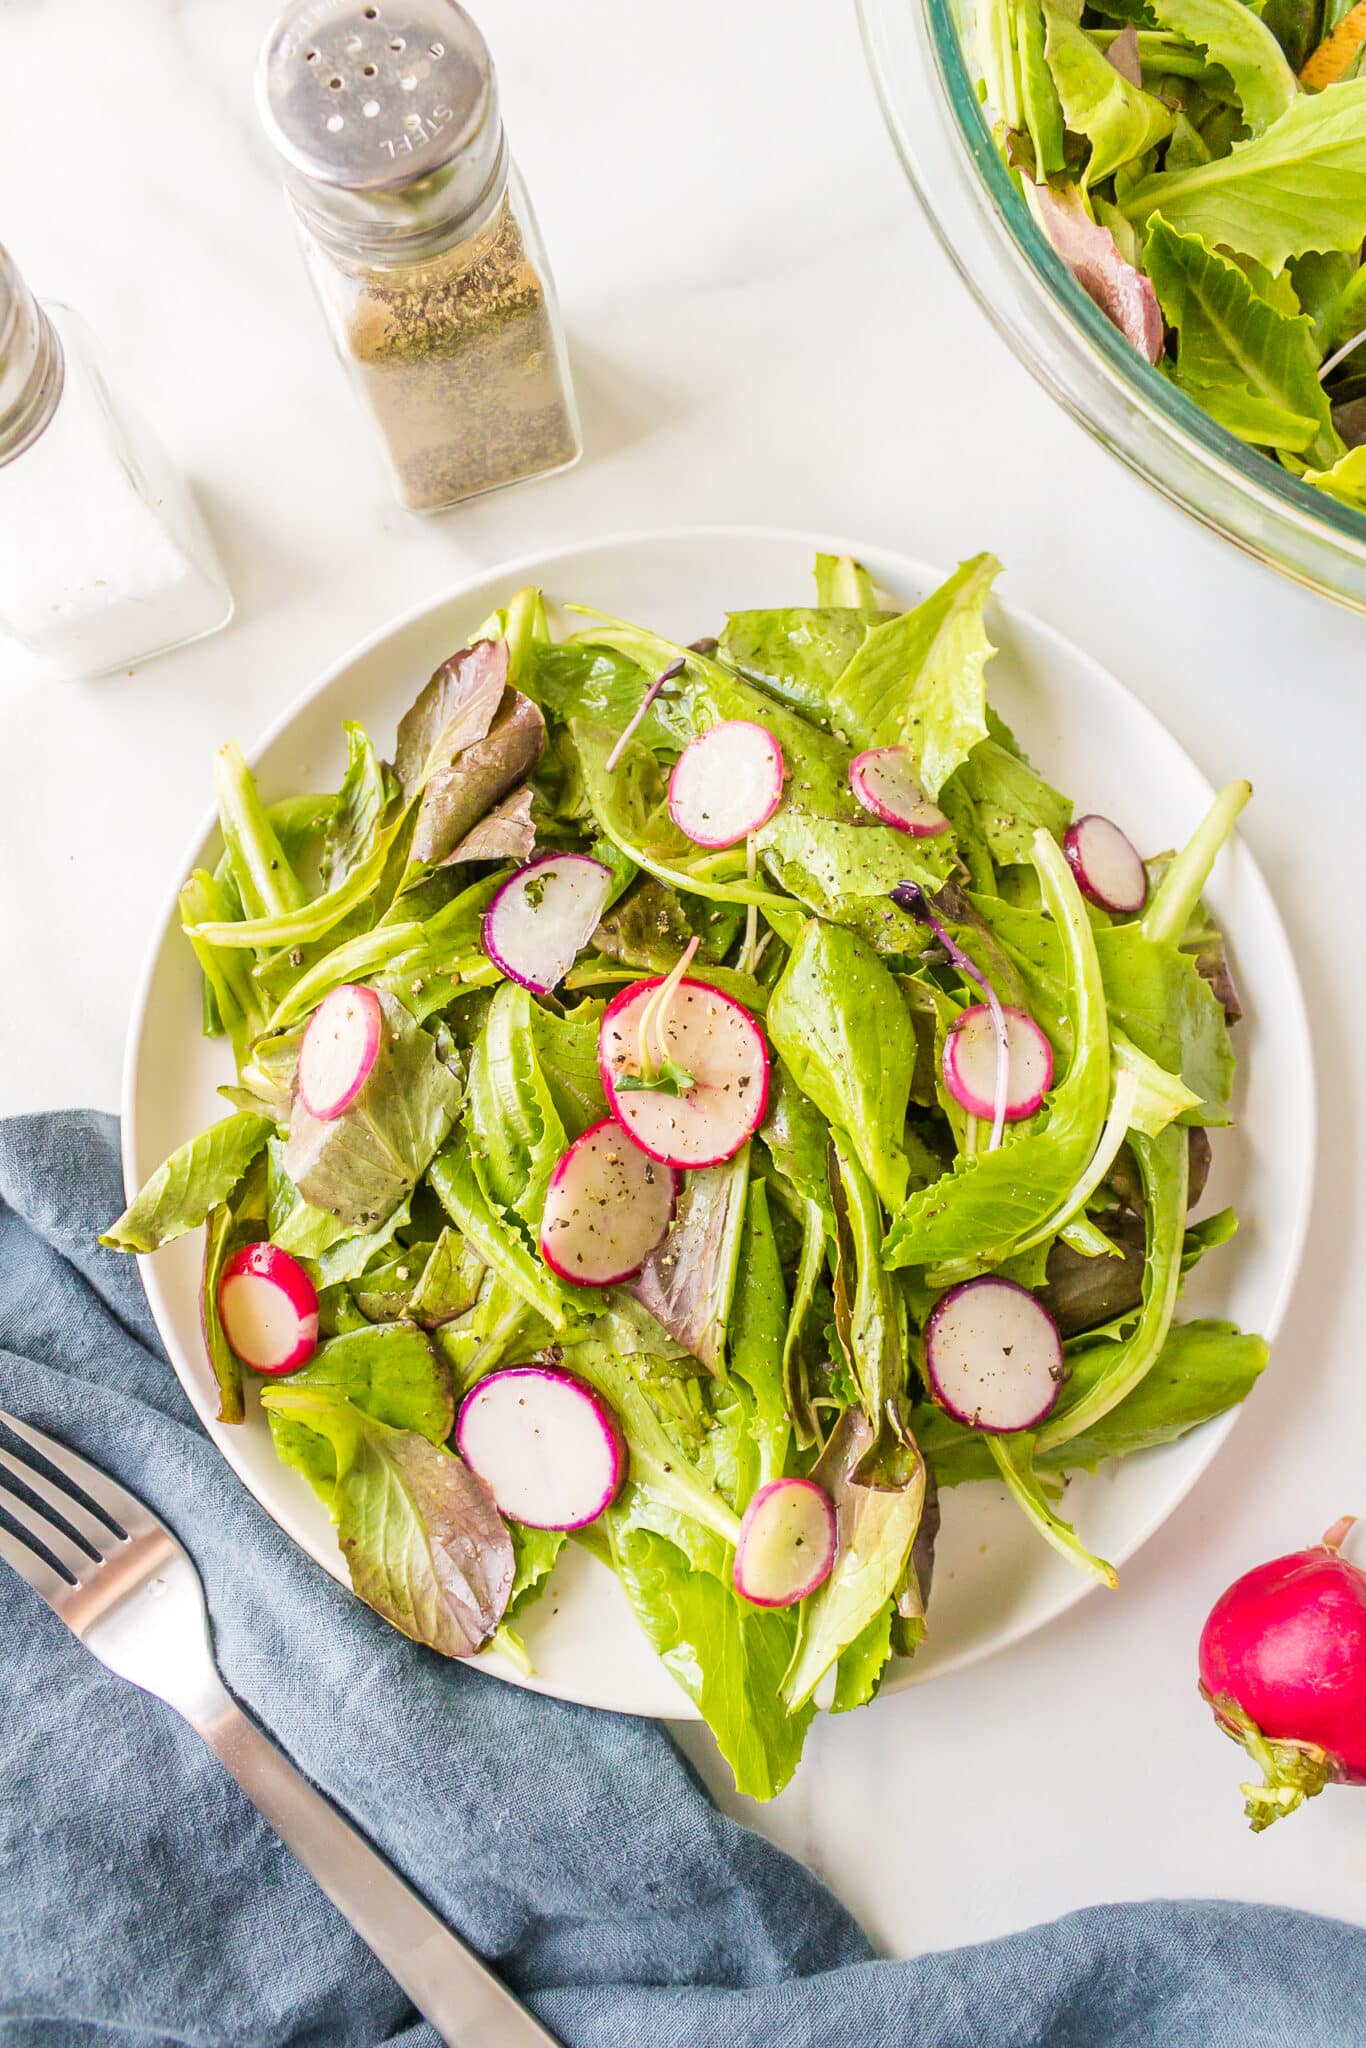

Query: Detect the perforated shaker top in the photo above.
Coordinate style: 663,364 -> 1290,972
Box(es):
258,0 -> 496,198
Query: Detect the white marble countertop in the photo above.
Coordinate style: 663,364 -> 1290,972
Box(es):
4,0 -> 1365,1967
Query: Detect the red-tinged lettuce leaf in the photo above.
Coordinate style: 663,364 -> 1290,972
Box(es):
630,1150 -> 750,1373
443,784 -> 536,865
262,1383 -> 512,1657
393,638 -> 547,867
1030,179 -> 1165,363
415,693 -> 545,867
283,990 -> 463,1231
394,638 -> 511,797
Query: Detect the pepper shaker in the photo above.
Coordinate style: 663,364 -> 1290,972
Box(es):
0,246 -> 233,681
257,0 -> 581,513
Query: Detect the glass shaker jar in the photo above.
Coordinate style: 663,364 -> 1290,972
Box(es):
0,246 -> 233,681
257,0 -> 581,514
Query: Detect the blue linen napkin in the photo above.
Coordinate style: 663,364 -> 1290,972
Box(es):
2,1110 -> 1363,2048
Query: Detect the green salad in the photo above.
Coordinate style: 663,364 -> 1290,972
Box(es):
960,0 -> 1366,509
106,551 -> 1266,1798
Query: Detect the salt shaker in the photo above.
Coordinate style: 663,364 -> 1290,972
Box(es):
257,0 -> 581,513
0,246 -> 232,682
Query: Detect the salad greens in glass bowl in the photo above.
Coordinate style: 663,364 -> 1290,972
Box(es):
106,550 -> 1266,1798
861,0 -> 1366,608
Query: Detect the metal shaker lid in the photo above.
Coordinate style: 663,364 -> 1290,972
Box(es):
0,247 -> 64,466
257,0 -> 504,252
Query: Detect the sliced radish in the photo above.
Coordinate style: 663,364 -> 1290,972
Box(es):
849,749 -> 950,836
599,976 -> 769,1169
456,1366 -> 626,1529
218,1242 -> 319,1376
1064,814 -> 1148,915
667,721 -> 784,849
732,1477 -> 837,1608
924,1276 -> 1064,1433
296,984 -> 383,1121
539,1117 -> 679,1286
482,853 -> 613,995
942,1004 -> 1053,1123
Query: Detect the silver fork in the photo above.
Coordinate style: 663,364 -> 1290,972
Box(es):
0,1407 -> 559,2048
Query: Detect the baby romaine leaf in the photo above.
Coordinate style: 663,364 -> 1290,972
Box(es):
604,1521 -> 810,1800
726,1180 -> 792,1491
825,554 -> 1001,795
718,608 -> 875,722
781,1410 -> 927,1711
768,920 -> 914,1213
529,998 -> 609,1138
213,741 -> 307,921
284,990 -> 462,1231
322,723 -> 387,890
1044,6 -> 1175,186
942,735 -> 1072,866
1018,0 -> 1068,177
428,1141 -> 581,1333
1145,217 -> 1341,461
566,1343 -> 743,1548
102,1111 -> 274,1253
287,1321 -> 455,1443
829,1132 -> 910,1435
262,1383 -> 513,1657
919,1315 -> 1268,1483
884,831 -> 1110,1272
1122,79 -> 1366,271
1036,1121 -> 1190,1451
200,1204 -> 245,1424
1141,0 -> 1298,132
465,981 -> 568,1243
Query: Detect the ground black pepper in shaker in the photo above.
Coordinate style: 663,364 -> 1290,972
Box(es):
257,0 -> 581,512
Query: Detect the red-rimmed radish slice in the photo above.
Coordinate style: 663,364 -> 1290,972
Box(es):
599,977 -> 769,1169
667,721 -> 784,848
942,1004 -> 1053,1123
732,1477 -> 837,1608
539,1117 -> 679,1286
296,984 -> 383,1121
849,748 -> 950,836
924,1277 -> 1064,1433
1064,814 -> 1148,915
218,1243 -> 319,1376
482,853 -> 613,995
456,1366 -> 626,1530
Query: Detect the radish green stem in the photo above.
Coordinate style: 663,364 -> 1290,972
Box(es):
636,937 -> 700,1081
605,656 -> 685,773
1142,780 -> 1251,947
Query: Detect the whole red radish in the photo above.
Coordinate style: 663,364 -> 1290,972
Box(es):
1199,1517 -> 1366,1830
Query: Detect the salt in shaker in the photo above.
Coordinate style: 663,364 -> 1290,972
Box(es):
0,245 -> 233,682
257,0 -> 581,513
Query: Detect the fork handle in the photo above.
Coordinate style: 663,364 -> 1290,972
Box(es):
196,1684 -> 559,2048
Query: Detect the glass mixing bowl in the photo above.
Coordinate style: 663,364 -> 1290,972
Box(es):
860,0 -> 1366,612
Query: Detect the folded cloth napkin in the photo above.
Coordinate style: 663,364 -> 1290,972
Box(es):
2,1112 -> 1363,2048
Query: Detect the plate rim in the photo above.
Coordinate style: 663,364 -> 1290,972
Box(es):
120,521 -> 1317,1716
